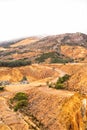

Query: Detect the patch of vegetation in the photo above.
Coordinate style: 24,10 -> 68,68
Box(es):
1,50 -> 17,56
35,52 -> 74,63
0,59 -> 31,67
35,52 -> 55,63
55,83 -> 64,89
10,92 -> 28,111
20,76 -> 29,84
48,74 -> 70,90
21,76 -> 27,82
13,92 -> 28,101
0,86 -> 5,91
57,74 -> 70,83
55,74 -> 70,89
51,57 -> 73,63
14,100 -> 28,111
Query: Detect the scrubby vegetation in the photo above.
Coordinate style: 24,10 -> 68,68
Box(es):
13,92 -> 28,101
0,86 -> 5,91
0,59 -> 31,67
35,52 -> 74,63
48,74 -> 70,89
55,74 -> 70,89
10,92 -> 28,111
14,100 -> 28,111
20,76 -> 29,84
21,76 -> 27,82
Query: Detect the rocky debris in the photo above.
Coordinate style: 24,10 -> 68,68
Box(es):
20,80 -> 29,84
0,81 -> 10,86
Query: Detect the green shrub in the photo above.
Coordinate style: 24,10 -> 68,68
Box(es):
0,86 -> 4,91
57,74 -> 70,84
55,83 -> 64,89
13,92 -> 28,101
14,100 -> 28,111
62,74 -> 70,82
21,76 -> 27,82
35,52 -> 74,63
10,92 -> 28,111
52,74 -> 70,90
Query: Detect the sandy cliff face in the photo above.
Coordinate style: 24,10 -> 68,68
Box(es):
23,88 -> 87,130
59,93 -> 85,130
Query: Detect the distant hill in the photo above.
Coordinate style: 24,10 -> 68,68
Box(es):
0,32 -> 87,66
0,38 -> 25,47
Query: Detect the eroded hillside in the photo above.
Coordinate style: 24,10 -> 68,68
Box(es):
0,63 -> 87,130
0,33 -> 87,64
0,33 -> 87,130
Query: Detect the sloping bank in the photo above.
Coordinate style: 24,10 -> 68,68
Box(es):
21,87 -> 87,130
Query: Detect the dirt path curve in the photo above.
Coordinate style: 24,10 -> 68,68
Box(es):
5,65 -> 72,98
38,86 -> 74,97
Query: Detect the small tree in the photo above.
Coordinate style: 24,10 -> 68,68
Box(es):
22,76 -> 27,81
55,83 -> 64,89
10,92 -> 28,111
20,76 -> 29,84
14,100 -> 28,111
13,92 -> 28,101
0,86 -> 5,91
55,74 -> 70,90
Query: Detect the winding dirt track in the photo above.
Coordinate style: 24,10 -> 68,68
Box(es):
5,65 -> 66,93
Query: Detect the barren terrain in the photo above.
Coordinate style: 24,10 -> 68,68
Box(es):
0,33 -> 87,130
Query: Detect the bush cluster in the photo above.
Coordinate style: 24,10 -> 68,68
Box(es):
14,100 -> 28,111
48,74 -> 70,90
0,86 -> 4,91
55,74 -> 70,89
35,52 -> 74,63
0,59 -> 31,67
10,92 -> 28,111
13,92 -> 28,101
